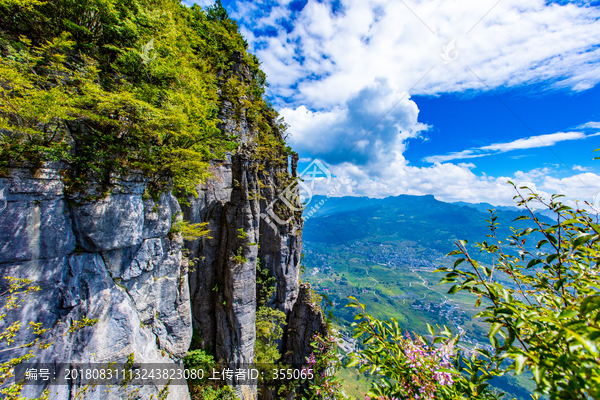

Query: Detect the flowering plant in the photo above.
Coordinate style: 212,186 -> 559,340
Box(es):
346,298 -> 502,400
301,333 -> 347,400
438,185 -> 600,399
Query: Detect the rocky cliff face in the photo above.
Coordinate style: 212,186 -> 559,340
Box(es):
183,149 -> 324,400
0,56 -> 326,400
184,150 -> 309,363
282,284 -> 328,366
183,54 -> 323,373
0,167 -> 192,399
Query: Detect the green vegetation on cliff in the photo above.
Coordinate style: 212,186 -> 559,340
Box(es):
0,0 -> 289,196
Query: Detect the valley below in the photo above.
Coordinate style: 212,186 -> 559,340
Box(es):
300,194 -> 543,399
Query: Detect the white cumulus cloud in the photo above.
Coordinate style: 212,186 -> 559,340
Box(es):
231,0 -> 600,207
236,0 -> 600,107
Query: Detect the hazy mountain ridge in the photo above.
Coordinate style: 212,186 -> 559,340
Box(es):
303,194 -> 553,254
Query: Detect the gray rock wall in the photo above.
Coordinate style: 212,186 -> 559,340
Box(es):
0,54 -> 328,400
282,283 -> 328,366
257,159 -> 303,316
0,168 -> 192,400
182,56 -> 327,400
184,149 -> 262,366
184,151 -> 307,360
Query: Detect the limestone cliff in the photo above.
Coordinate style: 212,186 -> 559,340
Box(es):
0,167 -> 192,399
0,59 -> 327,400
183,53 -> 325,376
183,150 -> 309,365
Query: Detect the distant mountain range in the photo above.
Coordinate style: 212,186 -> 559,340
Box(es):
451,200 -> 556,219
302,194 -> 553,253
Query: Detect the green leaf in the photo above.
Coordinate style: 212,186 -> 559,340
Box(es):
439,277 -> 457,285
580,295 -> 600,315
345,358 -> 360,368
590,223 -> 600,234
561,218 -> 580,225
448,284 -> 461,294
489,322 -> 502,338
437,367 -> 459,375
573,234 -> 596,248
427,324 -> 435,337
513,354 -> 527,375
563,328 -> 599,357
558,310 -> 578,319
454,258 -> 466,268
477,383 -> 490,394
532,365 -> 542,384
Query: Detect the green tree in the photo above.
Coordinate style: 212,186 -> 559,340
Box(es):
183,349 -> 238,400
254,258 -> 286,363
256,258 -> 276,308
438,183 -> 600,399
255,306 -> 286,364
0,0 -> 288,198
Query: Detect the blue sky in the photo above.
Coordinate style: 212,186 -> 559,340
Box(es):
185,0 -> 600,207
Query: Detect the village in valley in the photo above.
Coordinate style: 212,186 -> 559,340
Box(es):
302,239 -> 495,355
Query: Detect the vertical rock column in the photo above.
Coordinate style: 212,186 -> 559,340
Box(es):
184,50 -> 263,367
282,283 -> 328,366
184,157 -> 233,354
184,151 -> 262,366
214,150 -> 260,366
258,157 -> 303,316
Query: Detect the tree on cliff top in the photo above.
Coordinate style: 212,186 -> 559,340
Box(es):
0,0 -> 289,198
